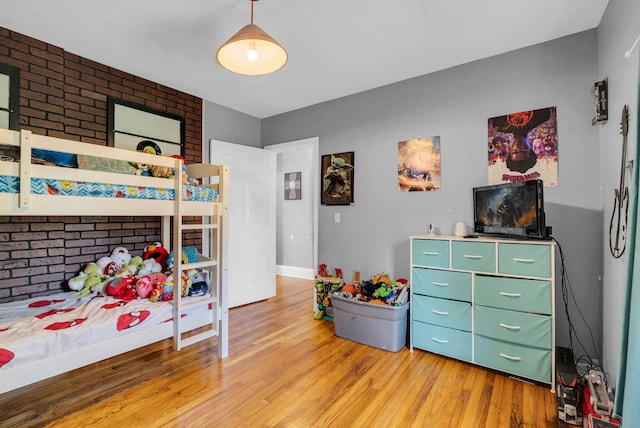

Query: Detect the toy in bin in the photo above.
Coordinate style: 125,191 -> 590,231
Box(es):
314,266 -> 343,321
581,370 -> 620,428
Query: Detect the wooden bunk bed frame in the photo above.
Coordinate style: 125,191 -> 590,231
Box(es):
0,128 -> 229,394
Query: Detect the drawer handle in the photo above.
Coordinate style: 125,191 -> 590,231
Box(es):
513,257 -> 535,263
499,353 -> 522,362
499,292 -> 522,298
498,323 -> 522,330
464,255 -> 482,259
423,251 -> 439,255
432,310 -> 449,315
432,281 -> 449,287
431,337 -> 449,344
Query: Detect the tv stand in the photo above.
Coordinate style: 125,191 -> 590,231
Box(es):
410,234 -> 556,391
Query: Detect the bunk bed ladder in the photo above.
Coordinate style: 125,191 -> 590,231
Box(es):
171,162 -> 223,351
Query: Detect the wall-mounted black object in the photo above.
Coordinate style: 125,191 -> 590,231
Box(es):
592,80 -> 608,125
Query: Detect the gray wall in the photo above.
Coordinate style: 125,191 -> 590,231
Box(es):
204,101 -> 261,149
597,0 -> 640,388
262,31 -> 604,360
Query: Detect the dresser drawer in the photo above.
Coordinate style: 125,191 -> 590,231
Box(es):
413,321 -> 472,362
412,239 -> 450,268
474,335 -> 551,383
475,275 -> 552,315
498,243 -> 552,278
474,306 -> 551,349
412,268 -> 472,301
451,241 -> 495,272
413,295 -> 471,331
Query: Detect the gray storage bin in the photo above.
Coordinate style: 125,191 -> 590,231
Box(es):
331,294 -> 409,352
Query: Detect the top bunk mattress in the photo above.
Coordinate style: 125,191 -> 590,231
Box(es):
0,175 -> 218,202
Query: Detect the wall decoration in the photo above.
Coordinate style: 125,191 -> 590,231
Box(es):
285,171 -> 302,200
592,80 -> 608,125
397,137 -> 441,191
321,152 -> 354,205
488,106 -> 558,186
108,97 -> 185,156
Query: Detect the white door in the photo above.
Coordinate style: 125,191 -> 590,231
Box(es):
210,140 -> 276,308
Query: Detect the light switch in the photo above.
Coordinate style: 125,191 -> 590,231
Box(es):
334,212 -> 341,223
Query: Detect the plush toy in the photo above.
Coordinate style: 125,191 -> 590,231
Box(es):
185,269 -> 208,296
110,247 -> 131,267
105,276 -> 138,300
96,256 -> 120,277
150,164 -> 172,178
73,272 -> 105,296
137,258 -> 162,277
68,262 -> 108,295
135,272 -> 168,299
150,274 -> 191,302
142,242 -> 170,271
166,249 -> 188,271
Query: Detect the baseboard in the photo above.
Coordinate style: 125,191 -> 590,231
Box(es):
276,265 -> 314,279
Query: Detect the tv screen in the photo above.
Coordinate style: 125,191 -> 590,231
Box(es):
473,179 -> 548,239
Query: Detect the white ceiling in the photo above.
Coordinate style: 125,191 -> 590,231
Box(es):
1,1 -> 609,119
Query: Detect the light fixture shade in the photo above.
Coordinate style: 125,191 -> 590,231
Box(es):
217,23 -> 288,75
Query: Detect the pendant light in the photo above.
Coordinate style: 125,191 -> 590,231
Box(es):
216,0 -> 287,75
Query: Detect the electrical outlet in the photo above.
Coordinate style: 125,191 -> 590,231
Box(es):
334,212 -> 341,223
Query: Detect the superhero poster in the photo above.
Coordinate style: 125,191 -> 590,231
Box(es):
487,106 -> 558,186
397,137 -> 441,191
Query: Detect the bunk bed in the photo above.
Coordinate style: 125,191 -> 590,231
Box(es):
0,128 -> 229,394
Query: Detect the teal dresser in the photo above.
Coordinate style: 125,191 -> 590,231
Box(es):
410,235 -> 555,390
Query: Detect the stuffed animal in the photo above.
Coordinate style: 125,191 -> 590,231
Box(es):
110,247 -> 131,267
142,242 -> 169,271
150,164 -> 172,178
105,276 -> 138,300
150,274 -> 191,302
135,272 -> 168,299
137,258 -> 162,277
68,262 -> 108,295
166,249 -> 188,271
96,256 -> 119,277
185,269 -> 208,296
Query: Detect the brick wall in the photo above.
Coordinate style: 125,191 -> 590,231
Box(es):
0,27 -> 203,302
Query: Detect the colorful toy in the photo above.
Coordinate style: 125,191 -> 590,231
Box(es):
105,276 -> 138,300
68,262 -> 108,295
185,269 -> 208,296
142,242 -> 170,271
150,274 -> 191,302
135,273 -> 167,298
137,258 -> 162,277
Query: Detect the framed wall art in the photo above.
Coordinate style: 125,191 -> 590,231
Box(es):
397,136 -> 441,191
488,106 -> 558,186
285,171 -> 302,200
321,152 -> 354,205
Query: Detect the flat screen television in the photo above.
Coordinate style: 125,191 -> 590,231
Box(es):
473,179 -> 550,239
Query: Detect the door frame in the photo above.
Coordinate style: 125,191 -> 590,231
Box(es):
265,137 -> 319,280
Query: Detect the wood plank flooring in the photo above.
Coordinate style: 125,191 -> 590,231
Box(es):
0,276 -> 561,427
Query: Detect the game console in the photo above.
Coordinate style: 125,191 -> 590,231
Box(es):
556,347 -> 583,425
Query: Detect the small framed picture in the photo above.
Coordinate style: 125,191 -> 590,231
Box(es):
285,171 -> 302,200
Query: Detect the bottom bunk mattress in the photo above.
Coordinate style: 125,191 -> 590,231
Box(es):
0,292 -> 212,373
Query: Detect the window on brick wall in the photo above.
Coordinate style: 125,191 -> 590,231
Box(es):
0,62 -> 20,130
107,97 -> 185,156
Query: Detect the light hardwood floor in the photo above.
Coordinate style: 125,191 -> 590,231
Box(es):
0,276 -> 561,427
